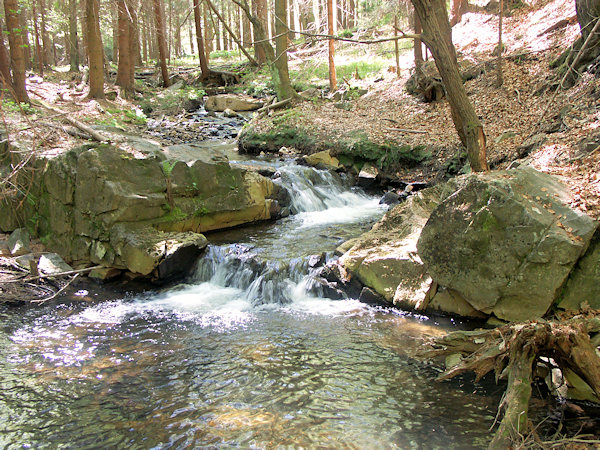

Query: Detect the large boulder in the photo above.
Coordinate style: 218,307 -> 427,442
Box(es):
2,136 -> 283,277
339,182 -> 458,309
204,94 -> 263,112
417,167 -> 598,321
302,150 -> 340,171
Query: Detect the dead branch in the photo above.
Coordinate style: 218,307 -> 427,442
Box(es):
387,128 -> 428,134
30,99 -> 110,142
2,265 -> 103,283
255,97 -> 293,114
30,273 -> 80,303
422,312 -> 600,448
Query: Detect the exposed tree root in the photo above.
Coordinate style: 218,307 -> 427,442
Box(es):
422,309 -> 600,448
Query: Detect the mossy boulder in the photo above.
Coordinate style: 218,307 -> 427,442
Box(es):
2,137 -> 283,278
417,167 -> 599,321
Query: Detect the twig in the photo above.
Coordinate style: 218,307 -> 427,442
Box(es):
2,265 -> 103,283
31,273 -> 80,303
388,127 -> 428,134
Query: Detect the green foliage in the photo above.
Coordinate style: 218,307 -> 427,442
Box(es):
137,85 -> 206,115
337,28 -> 355,38
1,99 -> 37,115
161,159 -> 177,177
272,109 -> 301,127
292,60 -> 386,87
242,126 -> 320,152
161,206 -> 188,222
194,206 -> 210,217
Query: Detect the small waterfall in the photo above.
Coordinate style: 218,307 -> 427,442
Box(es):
274,165 -> 372,214
192,162 -> 384,306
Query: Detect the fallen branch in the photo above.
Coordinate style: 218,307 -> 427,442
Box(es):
388,127 -> 428,134
2,265 -> 103,283
255,97 -> 293,114
30,273 -> 80,303
30,99 -> 110,143
537,15 -> 577,37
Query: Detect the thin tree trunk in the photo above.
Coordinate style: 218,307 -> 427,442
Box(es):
253,0 -> 268,63
205,0 -> 258,64
20,7 -> 32,70
414,9 -> 423,73
69,0 -> 79,71
193,0 -> 210,76
4,0 -> 29,102
411,0 -> 488,172
394,14 -> 400,77
0,19 -> 12,86
188,11 -> 195,54
274,0 -> 295,99
39,0 -> 52,67
153,0 -> 170,87
86,0 -> 104,98
327,0 -> 336,90
204,3 -> 213,62
496,0 -> 504,87
32,0 -> 44,75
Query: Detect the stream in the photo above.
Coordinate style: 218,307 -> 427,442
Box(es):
0,114 -> 503,448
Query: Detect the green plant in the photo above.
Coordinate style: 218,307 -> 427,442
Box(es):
1,99 -> 37,115
161,159 -> 177,177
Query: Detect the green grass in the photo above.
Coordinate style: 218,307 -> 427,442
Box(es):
291,60 -> 387,87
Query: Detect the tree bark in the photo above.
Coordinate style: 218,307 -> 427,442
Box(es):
193,0 -> 210,76
153,0 -> 170,87
116,0 -> 135,96
274,0 -> 296,99
450,0 -> 468,26
4,0 -> 29,102
86,0 -> 105,98
32,0 -> 44,74
0,19 -> 12,86
68,0 -> 79,72
327,0 -> 336,91
39,0 -> 51,67
411,0 -> 488,172
253,0 -> 268,64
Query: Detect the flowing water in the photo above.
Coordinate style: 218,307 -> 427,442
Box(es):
0,157 -> 502,448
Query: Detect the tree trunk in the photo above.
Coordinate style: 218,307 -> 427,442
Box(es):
0,19 -> 12,86
19,8 -> 32,71
204,3 -> 213,62
496,0 -> 504,87
112,1 -> 119,62
85,0 -> 104,98
4,0 -> 29,102
411,0 -> 488,172
116,0 -> 134,96
347,0 -> 355,28
193,0 -> 210,76
413,9 -> 423,73
31,0 -> 44,75
576,0 -> 600,41
69,0 -> 79,71
274,0 -> 295,99
327,0 -> 336,91
153,0 -> 170,87
253,0 -> 268,64
450,0 -> 468,26
39,0 -> 52,67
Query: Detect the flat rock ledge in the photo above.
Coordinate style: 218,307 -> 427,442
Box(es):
0,133 -> 287,281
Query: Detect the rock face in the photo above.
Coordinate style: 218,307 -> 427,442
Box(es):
339,182 -> 458,309
417,167 -> 598,321
1,137 -> 284,279
558,229 -> 600,311
204,94 -> 263,112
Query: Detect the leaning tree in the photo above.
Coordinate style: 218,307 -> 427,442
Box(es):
410,0 -> 489,172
